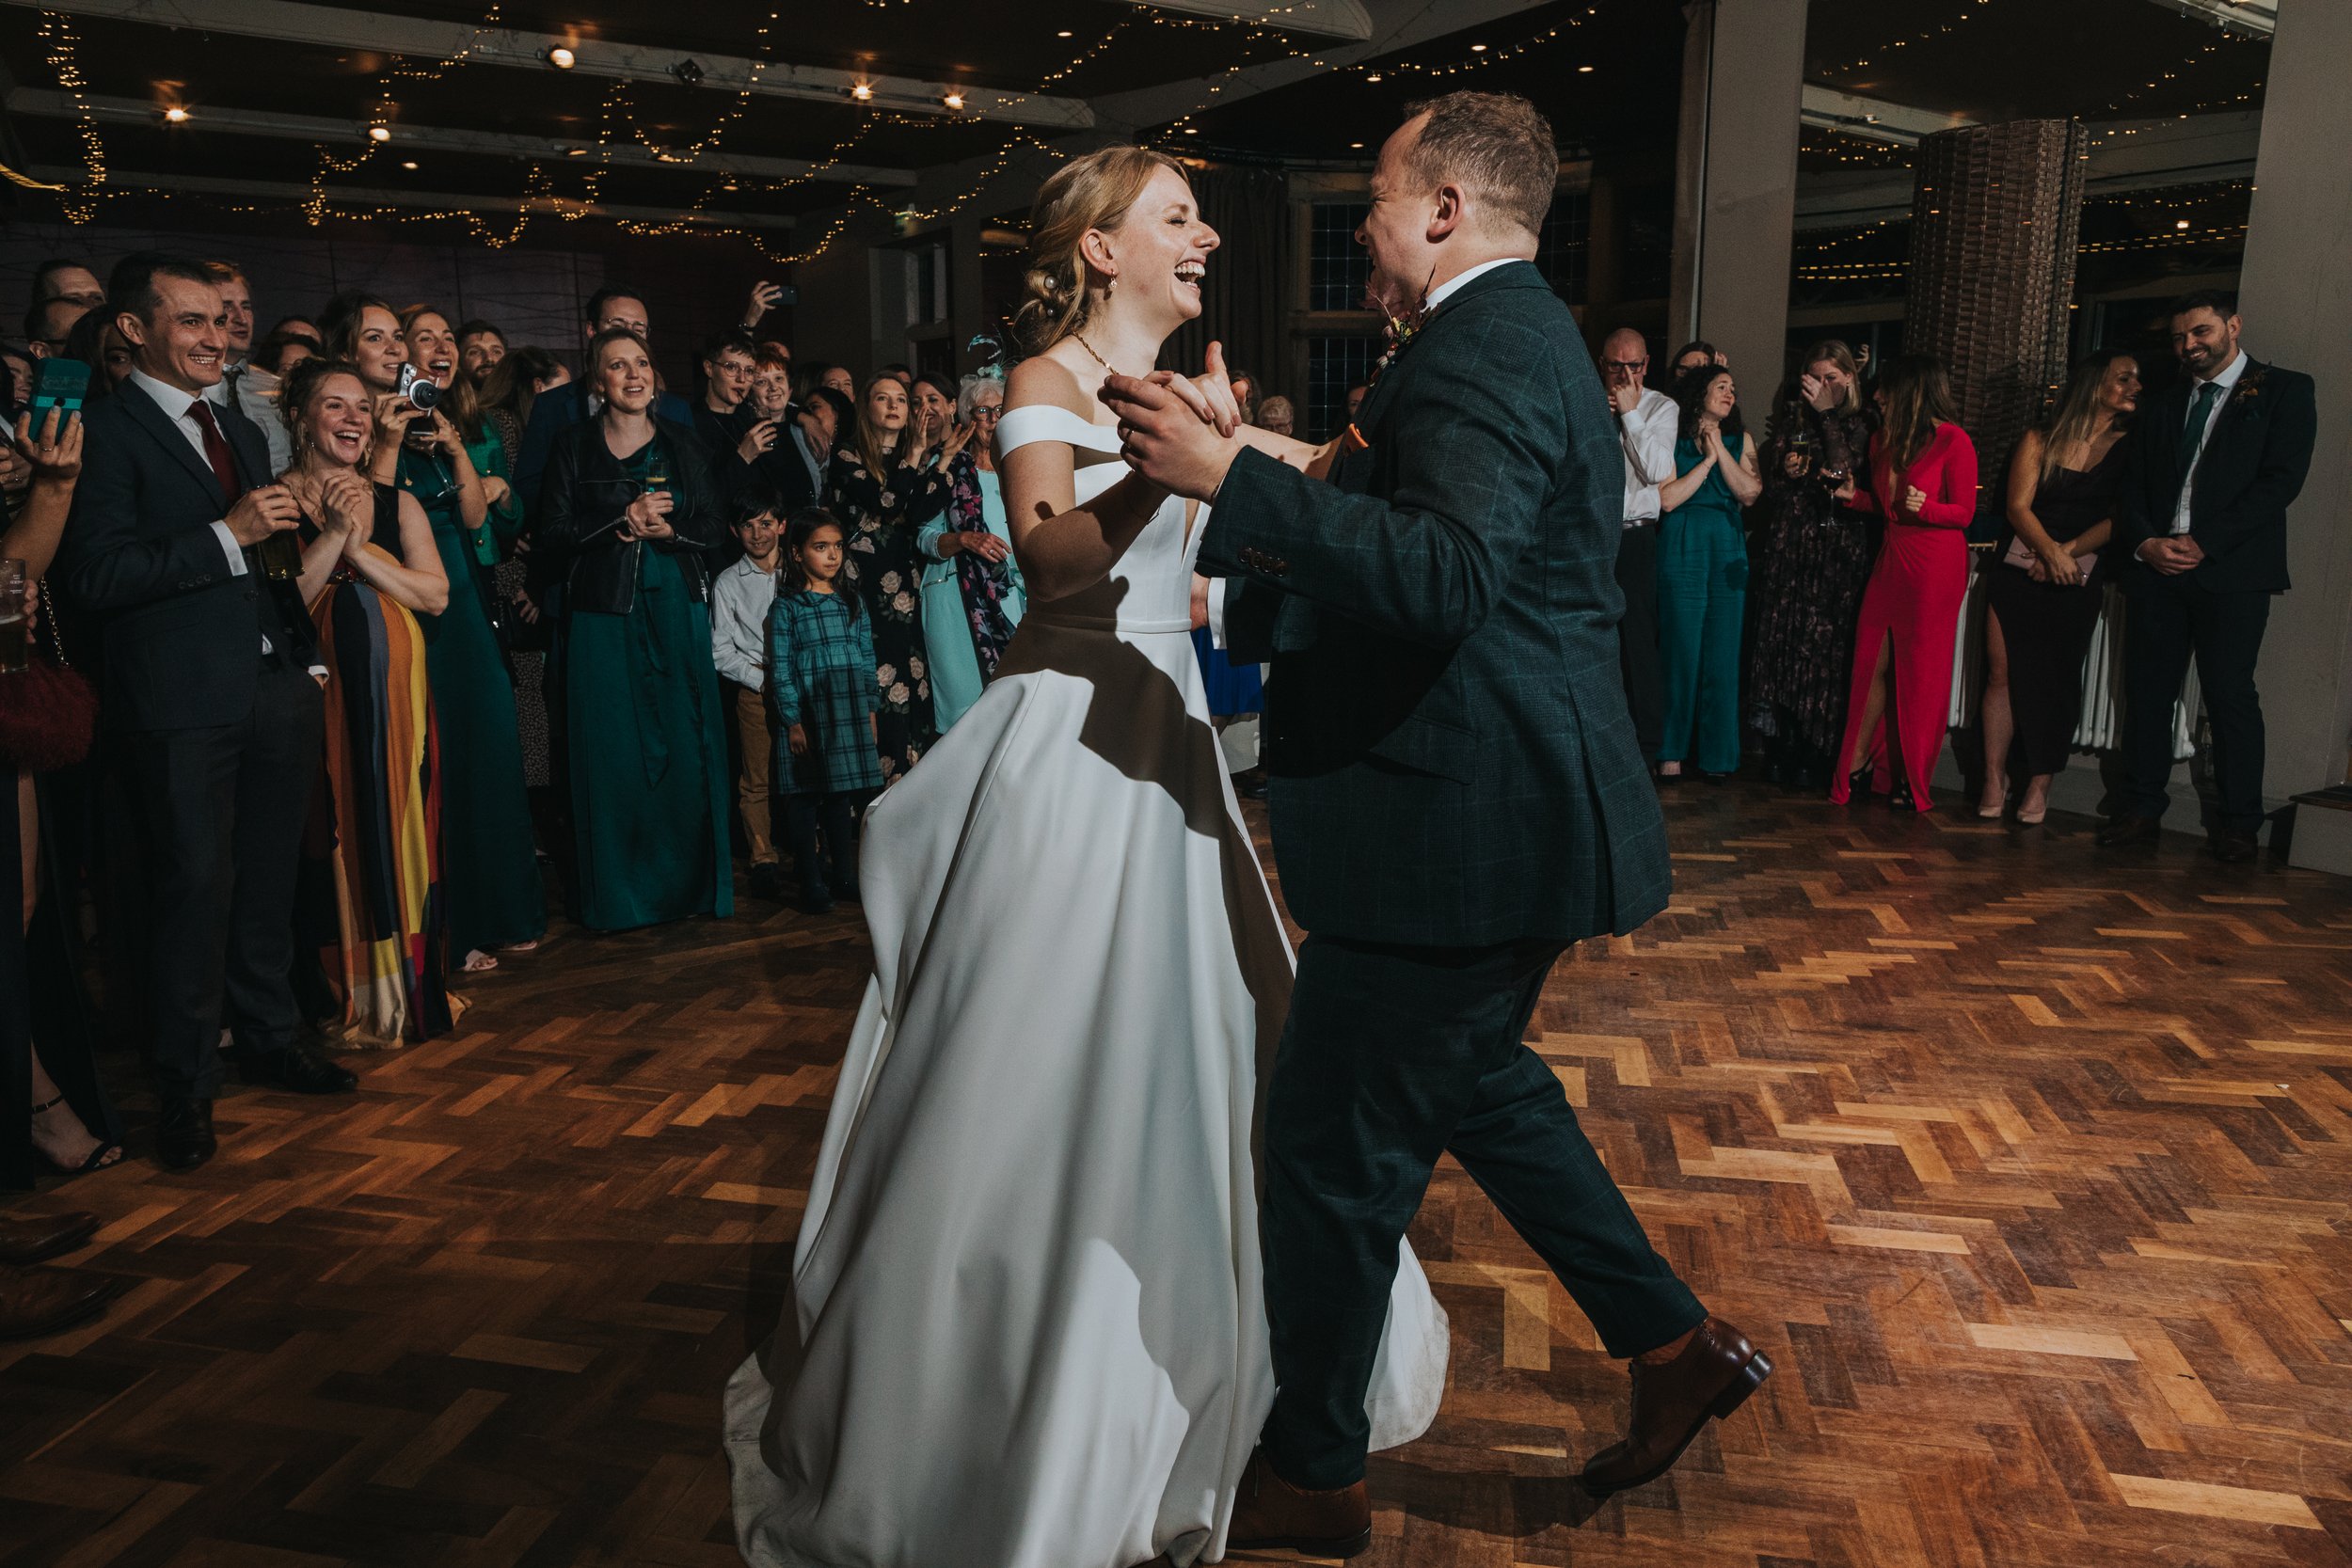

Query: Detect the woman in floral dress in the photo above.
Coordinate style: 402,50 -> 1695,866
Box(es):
824,374 -> 955,782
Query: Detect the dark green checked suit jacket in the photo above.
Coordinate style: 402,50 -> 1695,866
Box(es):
1197,260 -> 1670,948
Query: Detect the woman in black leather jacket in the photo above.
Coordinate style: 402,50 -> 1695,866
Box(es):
534,326 -> 734,929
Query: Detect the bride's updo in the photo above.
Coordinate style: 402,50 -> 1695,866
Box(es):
1012,145 -> 1188,355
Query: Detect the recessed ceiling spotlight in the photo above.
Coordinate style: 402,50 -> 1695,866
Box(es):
2174,218 -> 2190,230
1470,42 -> 1487,51
163,105 -> 191,123
943,91 -> 965,110
1578,64 -> 1594,72
1182,126 -> 1198,135
1366,71 -> 1383,82
400,160 -> 419,169
566,145 -> 587,156
1057,29 -> 1073,38
1349,141 -> 1363,149
850,81 -> 874,102
548,45 -> 576,69
369,124 -> 391,142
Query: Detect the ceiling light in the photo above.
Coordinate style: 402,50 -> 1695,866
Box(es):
1057,29 -> 1073,38
1366,71 -> 1383,82
850,81 -> 874,102
163,105 -> 190,123
548,45 -> 576,69
1349,141 -> 1363,149
1470,42 -> 1487,51
943,91 -> 965,110
566,146 -> 587,156
368,124 -> 391,142
2175,218 -> 2191,230
1183,126 -> 1198,135
1578,64 -> 1594,72
400,160 -> 418,170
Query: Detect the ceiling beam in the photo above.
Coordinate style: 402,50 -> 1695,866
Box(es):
2137,0 -> 2275,37
1799,85 -> 1973,148
4,0 -> 1095,129
6,87 -> 918,188
26,163 -> 799,228
1120,0 -> 1375,42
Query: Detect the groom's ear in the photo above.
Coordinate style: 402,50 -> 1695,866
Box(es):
1427,182 -> 1468,243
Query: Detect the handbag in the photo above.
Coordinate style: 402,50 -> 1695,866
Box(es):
0,580 -> 99,773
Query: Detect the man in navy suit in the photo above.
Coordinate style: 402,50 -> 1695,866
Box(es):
2100,292 -> 2317,863
59,253 -> 356,1171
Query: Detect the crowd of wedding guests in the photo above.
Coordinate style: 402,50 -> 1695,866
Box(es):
0,247 -> 2315,1338
1600,290 -> 2312,852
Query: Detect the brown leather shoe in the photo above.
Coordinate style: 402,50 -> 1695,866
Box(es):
1579,1317 -> 1772,1496
0,1266 -> 125,1340
0,1211 -> 99,1266
1225,1448 -> 1373,1559
2095,815 -> 2163,848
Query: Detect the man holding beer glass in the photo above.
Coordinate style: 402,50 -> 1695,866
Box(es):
56,252 -> 352,1174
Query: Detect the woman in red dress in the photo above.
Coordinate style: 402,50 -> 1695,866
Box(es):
1829,356 -> 1979,812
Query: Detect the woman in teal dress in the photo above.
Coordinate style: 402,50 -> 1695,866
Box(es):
1655,362 -> 1763,778
914,373 -> 1025,733
535,326 -> 733,931
324,291 -> 546,970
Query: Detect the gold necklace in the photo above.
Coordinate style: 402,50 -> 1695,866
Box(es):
1072,333 -> 1120,376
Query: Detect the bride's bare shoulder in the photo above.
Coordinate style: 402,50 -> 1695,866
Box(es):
1006,349 -> 1098,423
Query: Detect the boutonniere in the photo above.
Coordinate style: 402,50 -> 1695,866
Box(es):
1362,267 -> 1438,389
2231,363 -> 2266,404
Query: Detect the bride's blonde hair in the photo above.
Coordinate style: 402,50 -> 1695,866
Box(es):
1012,145 -> 1189,355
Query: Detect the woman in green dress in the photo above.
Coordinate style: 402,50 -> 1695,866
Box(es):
322,293 -> 547,971
534,326 -> 734,931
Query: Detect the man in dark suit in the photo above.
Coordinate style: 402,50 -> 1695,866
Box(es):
757,386 -> 850,516
2099,292 -> 2316,863
1107,93 -> 1767,1555
511,286 -> 696,515
58,253 -> 356,1171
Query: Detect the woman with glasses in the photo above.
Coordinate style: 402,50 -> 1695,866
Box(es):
319,291 -> 545,972
915,372 -> 1025,733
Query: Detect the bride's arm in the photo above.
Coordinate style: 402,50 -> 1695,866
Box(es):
1234,425 -> 1341,482
1000,358 -> 1172,604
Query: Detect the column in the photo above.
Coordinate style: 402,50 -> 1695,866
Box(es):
1665,0 -> 1804,384
2238,0 -> 2352,865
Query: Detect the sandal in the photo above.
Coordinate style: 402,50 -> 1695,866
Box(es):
495,941 -> 539,955
461,950 -> 501,974
29,1094 -> 125,1178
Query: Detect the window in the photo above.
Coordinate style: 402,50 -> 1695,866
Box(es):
1309,201 -> 1373,312
1534,191 -> 1591,306
1306,335 -> 1378,442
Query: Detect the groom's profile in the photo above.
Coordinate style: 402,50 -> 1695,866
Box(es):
1107,89 -> 1772,1555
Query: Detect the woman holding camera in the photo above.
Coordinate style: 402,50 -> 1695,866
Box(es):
317,292 -> 544,971
535,327 -> 733,931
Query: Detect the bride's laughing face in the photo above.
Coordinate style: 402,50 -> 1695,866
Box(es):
1090,165 -> 1219,331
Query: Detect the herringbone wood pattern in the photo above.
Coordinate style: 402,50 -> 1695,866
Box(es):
5,784 -> 2350,1567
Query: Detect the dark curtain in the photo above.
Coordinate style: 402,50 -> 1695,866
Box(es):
1166,165 -> 1290,394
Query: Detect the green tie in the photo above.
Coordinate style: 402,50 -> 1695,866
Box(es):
2176,379 -> 2220,475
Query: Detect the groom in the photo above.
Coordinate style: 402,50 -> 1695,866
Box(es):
1106,92 -> 1769,1553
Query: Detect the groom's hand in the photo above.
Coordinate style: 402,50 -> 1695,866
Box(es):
1101,373 -> 1241,502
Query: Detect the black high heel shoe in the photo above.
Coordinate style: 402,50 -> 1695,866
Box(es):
1845,765 -> 1874,800
1888,777 -> 1916,812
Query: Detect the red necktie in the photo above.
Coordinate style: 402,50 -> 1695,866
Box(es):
187,400 -> 245,506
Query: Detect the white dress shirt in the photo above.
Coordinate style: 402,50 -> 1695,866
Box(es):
710,556 -> 780,688
127,369 -> 251,580
1615,387 -> 1677,524
1422,256 -> 1523,312
2170,348 -> 2246,535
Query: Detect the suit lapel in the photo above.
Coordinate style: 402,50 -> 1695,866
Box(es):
119,378 -> 231,502
217,394 -> 275,488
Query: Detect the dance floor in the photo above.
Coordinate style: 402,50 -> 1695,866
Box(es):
5,781 -> 2351,1567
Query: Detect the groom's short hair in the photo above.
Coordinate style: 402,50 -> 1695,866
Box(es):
1401,91 -> 1559,239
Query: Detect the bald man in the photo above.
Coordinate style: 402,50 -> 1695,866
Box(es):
1597,327 -> 1677,765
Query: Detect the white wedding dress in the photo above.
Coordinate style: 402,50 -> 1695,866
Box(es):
724,403 -> 1450,1568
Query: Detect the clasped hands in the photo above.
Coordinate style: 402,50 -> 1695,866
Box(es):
622,489 -> 675,541
2137,534 -> 2203,576
1099,341 -> 1246,503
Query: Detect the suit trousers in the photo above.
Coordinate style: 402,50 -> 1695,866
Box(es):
2121,572 -> 2272,836
731,682 -> 779,866
1613,523 -> 1664,761
119,662 -> 326,1098
1261,932 -> 1708,1490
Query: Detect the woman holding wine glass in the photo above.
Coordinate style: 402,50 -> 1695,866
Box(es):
534,327 -> 733,930
317,292 -> 545,972
1745,340 -> 1879,789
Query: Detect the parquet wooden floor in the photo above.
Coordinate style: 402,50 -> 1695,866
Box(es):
6,784 -> 2352,1568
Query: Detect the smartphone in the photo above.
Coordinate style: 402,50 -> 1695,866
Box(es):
27,356 -> 90,421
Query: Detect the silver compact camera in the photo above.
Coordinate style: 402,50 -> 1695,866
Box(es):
396,362 -> 441,411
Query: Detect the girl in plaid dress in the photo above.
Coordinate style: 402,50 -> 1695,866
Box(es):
768,509 -> 882,913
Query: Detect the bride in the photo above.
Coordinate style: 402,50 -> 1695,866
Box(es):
724,147 -> 1449,1568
